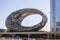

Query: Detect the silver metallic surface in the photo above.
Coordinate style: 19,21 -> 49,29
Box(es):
5,8 -> 47,32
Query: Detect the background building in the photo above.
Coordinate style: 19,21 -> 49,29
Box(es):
56,22 -> 60,31
51,0 -> 60,32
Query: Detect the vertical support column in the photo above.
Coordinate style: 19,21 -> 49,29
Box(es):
47,33 -> 49,40
0,34 -> 2,40
54,32 -> 56,40
11,34 -> 15,39
0,34 -> 2,37
28,34 -> 30,40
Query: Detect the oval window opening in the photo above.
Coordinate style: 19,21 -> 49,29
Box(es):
21,14 -> 42,27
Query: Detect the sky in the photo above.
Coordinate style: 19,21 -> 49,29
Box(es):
21,14 -> 42,27
0,0 -> 50,31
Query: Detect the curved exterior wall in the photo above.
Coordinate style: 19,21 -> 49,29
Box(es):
5,9 -> 47,32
